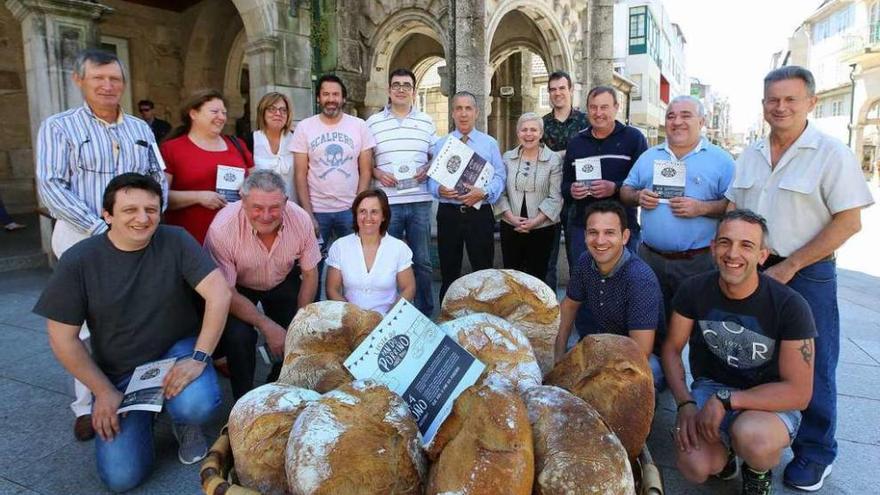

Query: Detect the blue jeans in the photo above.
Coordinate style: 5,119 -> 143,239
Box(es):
95,337 -> 221,493
387,201 -> 434,316
314,210 -> 354,300
692,377 -> 802,446
787,260 -> 839,465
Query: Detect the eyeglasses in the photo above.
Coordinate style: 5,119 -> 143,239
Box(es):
390,82 -> 414,92
266,106 -> 289,115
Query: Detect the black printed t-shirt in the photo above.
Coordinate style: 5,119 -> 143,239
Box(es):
33,225 -> 216,379
673,271 -> 816,390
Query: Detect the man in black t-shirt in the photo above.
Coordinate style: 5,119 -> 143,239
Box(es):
33,174 -> 231,493
661,210 -> 816,495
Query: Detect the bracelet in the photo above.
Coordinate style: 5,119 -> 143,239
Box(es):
676,400 -> 696,411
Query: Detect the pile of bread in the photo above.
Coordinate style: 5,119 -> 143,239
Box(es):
226,269 -> 654,495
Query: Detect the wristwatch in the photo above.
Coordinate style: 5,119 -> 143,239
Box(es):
715,389 -> 733,411
191,350 -> 210,364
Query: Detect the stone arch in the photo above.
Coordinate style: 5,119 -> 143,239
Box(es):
229,0 -> 277,39
486,0 -> 575,75
361,7 -> 449,114
181,0 -> 245,98
223,29 -> 248,127
856,97 -> 880,179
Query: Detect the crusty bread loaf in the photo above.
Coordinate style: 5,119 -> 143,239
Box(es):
286,380 -> 426,495
440,313 -> 542,395
227,383 -> 321,495
524,385 -> 636,495
426,384 -> 534,495
439,269 -> 560,375
544,334 -> 654,459
278,301 -> 382,393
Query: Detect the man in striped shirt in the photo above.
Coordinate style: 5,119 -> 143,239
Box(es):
204,170 -> 320,399
35,49 -> 168,441
366,68 -> 438,316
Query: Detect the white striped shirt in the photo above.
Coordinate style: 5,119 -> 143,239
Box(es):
365,106 -> 437,205
36,102 -> 168,235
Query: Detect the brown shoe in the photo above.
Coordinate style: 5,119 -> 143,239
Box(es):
74,414 -> 95,441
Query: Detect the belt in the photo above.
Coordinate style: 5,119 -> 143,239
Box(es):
440,202 -> 480,213
764,253 -> 835,268
643,243 -> 710,260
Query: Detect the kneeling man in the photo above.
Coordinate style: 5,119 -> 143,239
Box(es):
34,173 -> 231,492
662,209 -> 815,495
554,200 -> 665,392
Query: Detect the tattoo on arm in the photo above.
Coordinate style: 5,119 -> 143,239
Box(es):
799,339 -> 813,365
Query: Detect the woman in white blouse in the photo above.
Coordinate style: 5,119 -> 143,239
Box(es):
326,189 -> 416,315
253,92 -> 297,202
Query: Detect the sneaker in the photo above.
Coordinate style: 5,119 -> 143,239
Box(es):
742,464 -> 773,495
714,448 -> 739,481
171,422 -> 208,465
74,414 -> 95,441
783,456 -> 833,492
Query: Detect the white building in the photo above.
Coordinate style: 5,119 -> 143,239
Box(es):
783,0 -> 880,179
613,0 -> 689,144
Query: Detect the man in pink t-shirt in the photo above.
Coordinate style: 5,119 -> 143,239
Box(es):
291,75 -> 375,251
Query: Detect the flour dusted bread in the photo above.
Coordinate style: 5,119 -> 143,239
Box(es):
278,301 -> 382,393
440,313 -> 542,395
426,384 -> 534,495
439,269 -> 559,375
227,383 -> 321,495
544,334 -> 654,458
286,380 -> 426,495
524,386 -> 635,495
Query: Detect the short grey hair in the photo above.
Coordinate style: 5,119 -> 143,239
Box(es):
241,169 -> 288,197
73,49 -> 126,81
764,66 -> 816,96
668,95 -> 706,119
516,112 -> 543,134
451,91 -> 477,107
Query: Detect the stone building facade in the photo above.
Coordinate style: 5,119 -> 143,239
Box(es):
0,0 -> 613,258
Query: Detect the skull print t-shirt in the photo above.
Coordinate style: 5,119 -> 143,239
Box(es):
290,113 -> 376,213
672,271 -> 816,390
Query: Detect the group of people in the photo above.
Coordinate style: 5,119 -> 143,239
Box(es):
30,46 -> 872,495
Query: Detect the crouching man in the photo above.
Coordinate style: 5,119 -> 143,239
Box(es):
662,209 -> 815,495
33,173 -> 231,492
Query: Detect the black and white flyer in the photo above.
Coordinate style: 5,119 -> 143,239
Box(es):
117,357 -> 177,414
652,159 -> 686,202
215,165 -> 245,203
344,299 -> 485,446
574,156 -> 602,186
427,135 -> 494,209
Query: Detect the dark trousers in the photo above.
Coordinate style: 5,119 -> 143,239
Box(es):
500,221 -> 557,281
437,203 -> 495,302
220,265 -> 301,400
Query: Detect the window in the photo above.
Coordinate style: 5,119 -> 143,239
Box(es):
815,102 -> 824,118
629,6 -> 647,53
871,2 -> 880,44
539,86 -> 550,108
832,99 -> 843,117
631,74 -> 643,101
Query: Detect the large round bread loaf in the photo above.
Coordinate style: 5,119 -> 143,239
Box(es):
544,334 -> 654,458
439,269 -> 559,375
440,313 -> 541,395
286,380 -> 426,495
278,301 -> 382,393
524,386 -> 635,495
426,384 -> 534,495
227,383 -> 321,495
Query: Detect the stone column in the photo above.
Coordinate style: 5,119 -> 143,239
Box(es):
5,0 -> 112,257
588,0 -> 614,89
449,0 -> 489,132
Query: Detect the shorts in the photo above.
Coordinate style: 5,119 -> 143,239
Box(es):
691,377 -> 802,446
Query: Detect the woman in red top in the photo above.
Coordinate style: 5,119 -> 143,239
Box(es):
161,89 -> 253,243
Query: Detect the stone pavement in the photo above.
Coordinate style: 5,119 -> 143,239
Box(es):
1,187 -> 878,494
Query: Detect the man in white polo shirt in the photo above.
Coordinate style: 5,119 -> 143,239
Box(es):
366,68 -> 438,316
726,66 -> 874,491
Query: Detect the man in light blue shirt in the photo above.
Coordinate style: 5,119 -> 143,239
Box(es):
621,95 -> 734,328
428,91 -> 506,300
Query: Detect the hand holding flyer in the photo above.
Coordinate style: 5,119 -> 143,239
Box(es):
216,165 -> 245,203
652,159 -> 686,203
574,157 -> 602,186
427,135 -> 494,209
117,358 -> 177,414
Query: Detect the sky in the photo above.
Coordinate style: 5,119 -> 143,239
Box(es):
662,0 -> 824,134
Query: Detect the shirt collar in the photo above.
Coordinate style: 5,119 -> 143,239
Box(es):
662,136 -> 708,160
515,144 -> 554,162
82,101 -> 124,126
757,120 -> 821,154
590,248 -> 631,278
383,104 -> 416,119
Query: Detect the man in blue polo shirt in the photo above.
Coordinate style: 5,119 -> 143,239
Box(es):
621,95 -> 734,327
554,200 -> 664,391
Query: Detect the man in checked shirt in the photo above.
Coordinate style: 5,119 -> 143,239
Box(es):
35,48 -> 167,442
